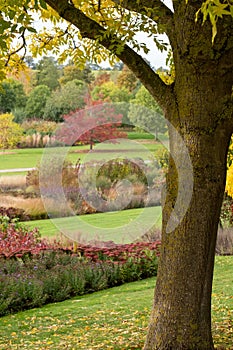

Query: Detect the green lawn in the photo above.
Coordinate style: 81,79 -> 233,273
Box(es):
0,139 -> 165,172
127,132 -> 169,143
127,131 -> 156,139
0,256 -> 232,349
25,206 -> 162,243
0,146 -> 87,171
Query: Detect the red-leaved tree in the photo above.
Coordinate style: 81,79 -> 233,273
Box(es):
55,100 -> 127,149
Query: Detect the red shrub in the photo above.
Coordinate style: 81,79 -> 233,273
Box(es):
0,220 -> 49,258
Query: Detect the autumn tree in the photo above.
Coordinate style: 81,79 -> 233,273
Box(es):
117,64 -> 139,93
91,71 -> 111,89
0,1 -> 233,349
56,102 -> 126,150
91,81 -> 131,102
0,113 -> 23,149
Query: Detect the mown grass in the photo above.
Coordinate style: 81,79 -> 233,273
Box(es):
127,131 -> 155,139
0,256 -> 232,349
0,146 -> 86,170
0,138 -> 164,172
127,132 -> 168,143
25,206 -> 162,243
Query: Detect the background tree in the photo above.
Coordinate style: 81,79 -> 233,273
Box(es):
9,79 -> 27,110
34,56 -> 60,91
87,62 -> 102,71
0,79 -> 27,117
25,85 -> 51,119
59,64 -> 94,85
55,102 -> 127,150
91,81 -> 131,103
0,113 -> 23,149
91,72 -> 111,89
0,1 -> 233,349
117,65 -> 139,93
128,86 -> 167,139
113,61 -> 124,71
0,80 -> 16,113
24,56 -> 37,70
43,79 -> 88,122
9,79 -> 28,123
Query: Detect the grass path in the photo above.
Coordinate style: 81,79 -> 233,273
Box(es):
25,206 -> 162,243
0,256 -> 232,349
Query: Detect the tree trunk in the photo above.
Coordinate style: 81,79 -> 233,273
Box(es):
144,70 -> 232,349
144,128 -> 230,349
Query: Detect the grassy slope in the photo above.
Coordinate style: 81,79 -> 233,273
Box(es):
0,256 -> 232,349
25,206 -> 162,243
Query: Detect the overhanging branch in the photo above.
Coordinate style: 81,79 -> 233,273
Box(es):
45,0 -> 175,113
111,0 -> 174,40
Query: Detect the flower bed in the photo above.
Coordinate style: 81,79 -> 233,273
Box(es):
0,216 -> 160,316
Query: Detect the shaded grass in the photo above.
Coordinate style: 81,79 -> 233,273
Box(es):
25,206 -> 162,243
0,256 -> 232,349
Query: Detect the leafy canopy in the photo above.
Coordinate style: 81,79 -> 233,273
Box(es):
0,0 -> 231,95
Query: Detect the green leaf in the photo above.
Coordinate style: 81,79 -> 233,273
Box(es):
39,0 -> 47,10
11,24 -> 17,33
17,13 -> 26,22
27,27 -> 37,33
0,20 -> 11,34
8,10 -> 16,20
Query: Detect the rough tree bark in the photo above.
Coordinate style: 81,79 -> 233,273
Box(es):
43,1 -> 233,348
143,6 -> 233,346
144,110 -> 232,349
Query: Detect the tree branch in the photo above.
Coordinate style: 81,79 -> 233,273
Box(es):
5,29 -> 27,66
45,0 -> 175,114
111,0 -> 174,39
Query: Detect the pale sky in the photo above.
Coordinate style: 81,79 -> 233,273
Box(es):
131,33 -> 170,69
133,0 -> 173,69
